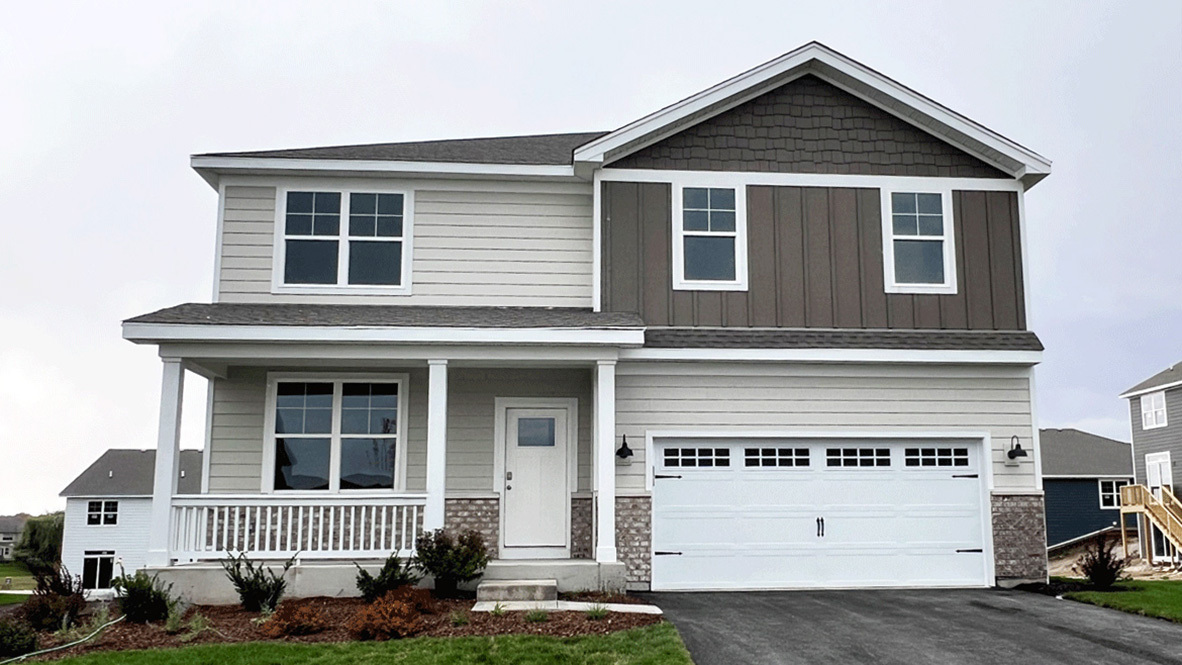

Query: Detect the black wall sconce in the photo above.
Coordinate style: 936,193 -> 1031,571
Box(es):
616,435 -> 634,459
1007,435 -> 1029,460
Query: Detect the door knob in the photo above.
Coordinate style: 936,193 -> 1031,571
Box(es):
506,484 -> 512,490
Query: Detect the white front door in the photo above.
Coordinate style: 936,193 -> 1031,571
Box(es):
502,407 -> 570,557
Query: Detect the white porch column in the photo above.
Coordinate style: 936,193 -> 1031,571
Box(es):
595,360 -> 618,563
423,359 -> 449,532
146,358 -> 184,567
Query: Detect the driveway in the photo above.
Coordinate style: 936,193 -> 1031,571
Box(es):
642,589 -> 1182,665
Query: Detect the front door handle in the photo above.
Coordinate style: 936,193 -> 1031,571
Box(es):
506,471 -> 513,481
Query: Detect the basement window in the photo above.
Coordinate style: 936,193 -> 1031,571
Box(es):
881,190 -> 957,294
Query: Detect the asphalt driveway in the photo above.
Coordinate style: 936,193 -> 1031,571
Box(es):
642,589 -> 1182,665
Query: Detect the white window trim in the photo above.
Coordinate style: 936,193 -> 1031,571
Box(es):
86,500 -> 118,527
880,187 -> 958,295
261,372 -> 410,493
671,180 -> 749,291
1142,391 -> 1168,430
271,187 -> 415,296
1098,478 -> 1131,510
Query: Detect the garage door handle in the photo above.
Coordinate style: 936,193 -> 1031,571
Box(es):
654,474 -> 682,480
952,474 -> 979,479
816,517 -> 825,537
654,551 -> 682,556
956,548 -> 983,553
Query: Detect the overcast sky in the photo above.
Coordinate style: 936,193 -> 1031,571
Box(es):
1,1 -> 1179,515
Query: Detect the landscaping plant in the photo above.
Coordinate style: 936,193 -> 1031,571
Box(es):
413,528 -> 489,597
345,590 -> 424,640
19,564 -> 85,631
523,609 -> 549,623
355,554 -> 421,602
257,602 -> 329,638
489,601 -> 507,617
449,610 -> 470,626
113,569 -> 177,623
1080,535 -> 1127,590
585,603 -> 610,621
178,612 -> 213,643
0,617 -> 37,659
220,551 -> 296,612
13,513 -> 64,572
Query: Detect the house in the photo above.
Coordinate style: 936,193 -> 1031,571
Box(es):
1040,428 -> 1133,549
0,515 -> 29,562
59,450 -> 202,590
121,42 -> 1051,599
1120,361 -> 1182,564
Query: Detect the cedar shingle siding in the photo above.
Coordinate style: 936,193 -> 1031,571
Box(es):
607,75 -> 1008,178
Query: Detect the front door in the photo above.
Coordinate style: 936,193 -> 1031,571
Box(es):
502,407 -> 570,557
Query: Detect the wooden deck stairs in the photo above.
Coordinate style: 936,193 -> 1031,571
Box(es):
1120,484 -> 1182,559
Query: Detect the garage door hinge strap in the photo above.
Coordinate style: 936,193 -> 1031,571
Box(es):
952,474 -> 979,478
654,551 -> 683,556
654,474 -> 682,480
956,548 -> 983,553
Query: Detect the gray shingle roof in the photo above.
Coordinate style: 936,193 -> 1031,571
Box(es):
643,328 -> 1044,351
1040,428 -> 1132,477
60,450 -> 203,497
1122,361 -> 1182,397
199,132 -> 609,166
0,515 -> 28,535
125,303 -> 645,329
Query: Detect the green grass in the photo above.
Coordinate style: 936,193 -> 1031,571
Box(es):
1065,580 -> 1182,623
0,593 -> 26,606
0,561 -> 35,591
51,623 -> 691,665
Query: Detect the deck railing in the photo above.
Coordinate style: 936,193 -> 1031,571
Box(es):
1119,484 -> 1182,556
169,494 -> 427,563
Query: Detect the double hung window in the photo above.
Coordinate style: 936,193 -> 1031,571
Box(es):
673,185 -> 747,290
883,190 -> 956,294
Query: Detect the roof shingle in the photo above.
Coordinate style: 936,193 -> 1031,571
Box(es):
1122,361 -> 1182,397
1039,428 -> 1132,477
643,328 -> 1044,351
60,450 -> 203,497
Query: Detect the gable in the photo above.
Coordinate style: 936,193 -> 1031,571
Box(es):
605,75 -> 1009,179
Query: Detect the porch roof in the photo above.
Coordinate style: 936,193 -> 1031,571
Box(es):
643,327 -> 1044,351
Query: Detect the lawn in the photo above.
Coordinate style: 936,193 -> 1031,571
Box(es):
0,593 -> 25,606
1065,580 -> 1182,623
0,561 -> 35,591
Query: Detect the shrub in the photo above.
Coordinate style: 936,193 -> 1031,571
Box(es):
55,605 -> 112,643
30,562 -> 84,598
0,617 -> 37,659
489,601 -> 506,617
523,609 -> 548,623
355,555 -> 421,603
414,529 -> 489,597
14,513 -> 63,571
257,602 -> 329,638
1080,535 -> 1127,589
449,610 -> 469,626
179,612 -> 212,643
345,591 -> 423,641
220,552 -> 296,612
113,570 -> 176,623
20,564 -> 85,631
382,585 -> 435,614
585,603 -> 609,620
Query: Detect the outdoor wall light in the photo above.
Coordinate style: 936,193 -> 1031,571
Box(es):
1007,435 -> 1029,460
616,435 -> 634,460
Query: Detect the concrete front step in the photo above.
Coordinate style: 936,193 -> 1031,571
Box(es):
476,578 -> 558,602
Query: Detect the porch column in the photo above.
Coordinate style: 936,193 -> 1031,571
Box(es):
423,359 -> 448,532
595,360 -> 618,563
146,358 -> 184,567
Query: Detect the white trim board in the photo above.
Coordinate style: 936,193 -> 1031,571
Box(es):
1120,378 -> 1182,400
124,323 -> 645,347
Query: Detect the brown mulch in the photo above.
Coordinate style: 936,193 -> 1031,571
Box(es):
29,595 -> 662,661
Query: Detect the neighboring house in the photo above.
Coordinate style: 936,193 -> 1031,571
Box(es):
0,515 -> 29,561
1040,428 -> 1133,548
1121,361 -> 1182,564
121,42 -> 1052,598
59,450 -> 202,590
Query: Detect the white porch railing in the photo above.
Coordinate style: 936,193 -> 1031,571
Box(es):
169,494 -> 427,562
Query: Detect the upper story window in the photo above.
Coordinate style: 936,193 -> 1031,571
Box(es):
1142,391 -> 1168,430
882,190 -> 957,295
278,190 -> 411,293
672,185 -> 748,291
86,500 -> 118,526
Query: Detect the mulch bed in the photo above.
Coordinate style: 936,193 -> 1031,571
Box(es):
29,595 -> 662,661
1017,580 -> 1111,596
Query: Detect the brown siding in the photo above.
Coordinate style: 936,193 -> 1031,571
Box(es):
602,182 -> 1025,330
607,75 -> 1008,179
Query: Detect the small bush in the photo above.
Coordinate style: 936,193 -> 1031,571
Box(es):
20,566 -> 86,632
1080,536 -> 1127,589
585,603 -> 609,620
414,529 -> 489,597
113,570 -> 176,623
164,604 -> 184,635
449,610 -> 469,626
382,585 -> 435,614
179,613 -> 212,643
355,555 -> 421,603
489,601 -> 506,617
523,609 -> 548,623
257,602 -> 329,638
55,605 -> 112,643
0,617 -> 38,659
345,591 -> 423,641
220,552 -> 296,613
29,562 -> 84,598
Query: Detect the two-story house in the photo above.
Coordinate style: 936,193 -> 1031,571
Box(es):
1120,362 -> 1182,564
122,42 -> 1051,599
0,515 -> 28,562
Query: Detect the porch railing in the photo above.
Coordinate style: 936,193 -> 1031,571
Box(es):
170,494 -> 427,563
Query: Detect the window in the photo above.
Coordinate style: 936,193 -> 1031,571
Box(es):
882,190 -> 957,294
673,185 -> 747,290
86,501 -> 118,526
1142,391 -> 1168,430
744,447 -> 810,467
1100,479 -> 1131,509
279,190 -> 410,291
904,447 -> 970,468
663,447 -> 730,468
82,551 -> 115,590
269,376 -> 406,492
826,448 -> 891,467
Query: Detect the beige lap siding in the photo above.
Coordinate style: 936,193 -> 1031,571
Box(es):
614,361 -> 1038,492
216,182 -> 593,307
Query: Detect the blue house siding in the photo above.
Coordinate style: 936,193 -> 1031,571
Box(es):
1044,479 -> 1124,546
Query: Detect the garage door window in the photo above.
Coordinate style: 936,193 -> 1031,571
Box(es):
826,447 -> 890,467
745,447 -> 809,467
904,447 -> 969,467
664,447 -> 730,468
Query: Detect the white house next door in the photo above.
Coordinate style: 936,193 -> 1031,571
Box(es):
501,406 -> 570,558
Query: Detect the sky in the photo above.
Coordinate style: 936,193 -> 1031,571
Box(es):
1,0 -> 1179,516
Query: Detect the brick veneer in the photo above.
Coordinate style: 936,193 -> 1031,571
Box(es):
615,496 -> 652,589
608,74 -> 1007,178
444,498 -> 499,555
571,497 -> 593,559
991,493 -> 1048,582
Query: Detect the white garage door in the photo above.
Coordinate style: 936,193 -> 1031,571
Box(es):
651,439 -> 990,591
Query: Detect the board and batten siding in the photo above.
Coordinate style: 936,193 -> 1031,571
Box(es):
217,181 -> 593,306
614,362 -> 1037,492
61,497 -> 153,580
1129,386 -> 1182,487
602,182 -> 1025,330
205,367 -> 591,495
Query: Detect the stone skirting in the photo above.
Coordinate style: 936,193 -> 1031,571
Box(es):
571,497 -> 593,559
444,498 -> 499,554
615,496 -> 652,590
991,493 -> 1048,584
